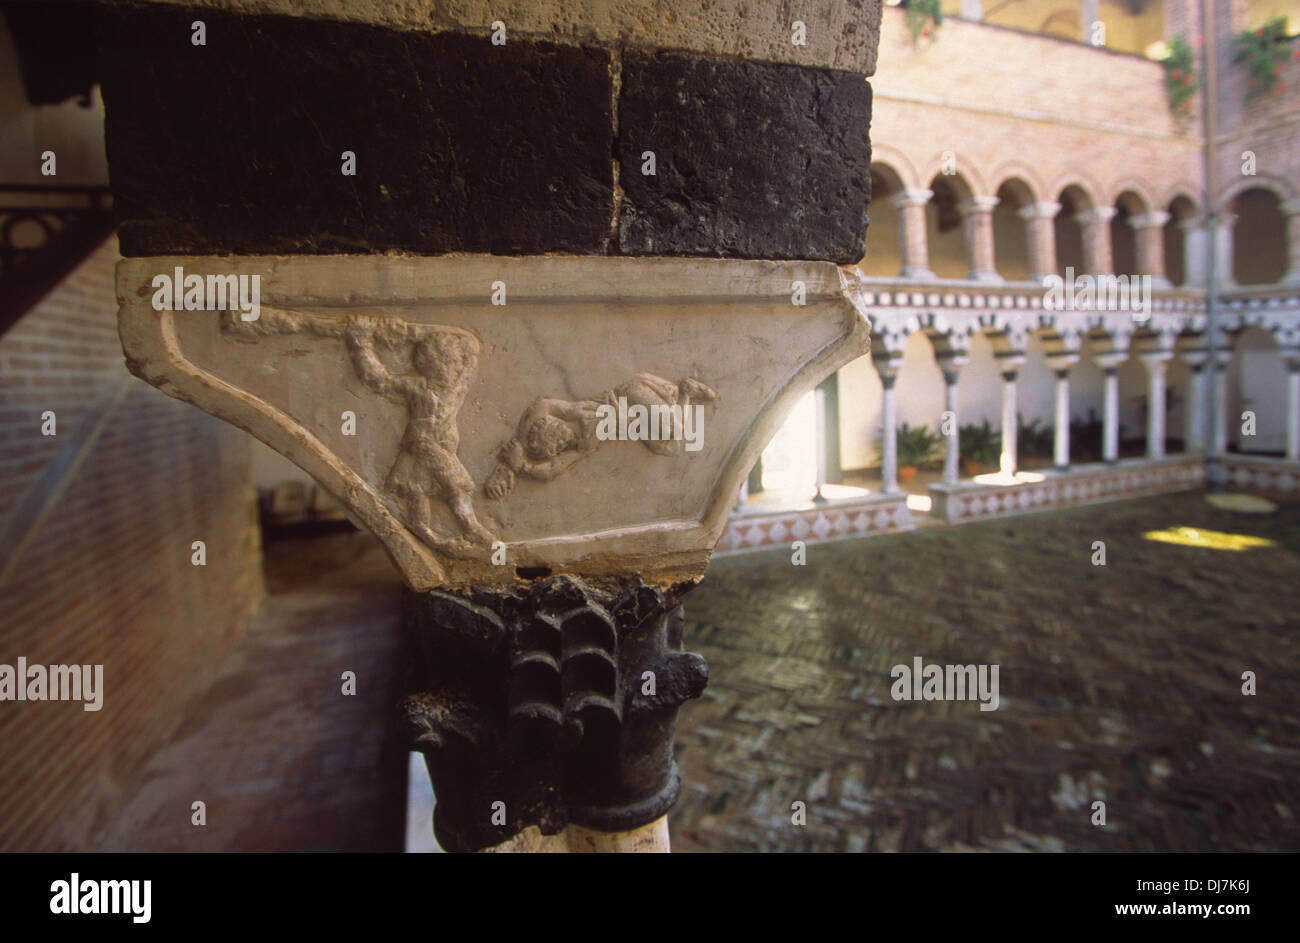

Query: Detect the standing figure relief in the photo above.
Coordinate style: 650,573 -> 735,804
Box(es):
222,307 -> 496,554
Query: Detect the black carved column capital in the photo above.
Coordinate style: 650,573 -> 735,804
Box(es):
401,574 -> 707,852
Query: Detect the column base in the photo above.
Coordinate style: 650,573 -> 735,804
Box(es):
403,573 -> 708,853
900,266 -> 936,280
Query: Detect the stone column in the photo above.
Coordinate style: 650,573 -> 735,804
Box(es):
998,353 -> 1027,476
1182,349 -> 1208,453
1077,206 -> 1118,275
959,196 -> 1002,283
877,356 -> 903,494
1139,349 -> 1174,459
1103,367 -> 1120,462
1095,350 -> 1127,463
1180,217 -> 1209,288
99,0 -> 882,854
813,383 -> 828,502
1214,213 -> 1238,289
892,188 -> 935,279
1286,357 -> 1300,460
937,355 -> 968,484
1281,199 -> 1300,286
1212,350 -> 1231,456
1018,201 -> 1061,283
1047,353 -> 1080,468
1130,211 -> 1172,288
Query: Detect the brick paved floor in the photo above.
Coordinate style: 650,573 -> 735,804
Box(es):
669,491 -> 1300,852
94,491 -> 1300,852
95,531 -> 408,852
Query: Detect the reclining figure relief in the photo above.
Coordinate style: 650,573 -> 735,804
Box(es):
485,374 -> 717,500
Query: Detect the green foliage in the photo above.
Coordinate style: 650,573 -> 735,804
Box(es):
904,0 -> 944,46
1017,413 -> 1054,459
958,419 -> 1001,468
1234,16 -> 1294,100
1070,410 -> 1104,461
1160,34 -> 1200,120
877,421 -> 942,469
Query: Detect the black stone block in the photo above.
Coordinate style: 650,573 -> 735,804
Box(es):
98,7 -> 614,256
617,51 -> 872,263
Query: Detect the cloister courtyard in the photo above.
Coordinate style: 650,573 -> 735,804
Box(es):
90,488 -> 1300,853
672,489 -> 1300,853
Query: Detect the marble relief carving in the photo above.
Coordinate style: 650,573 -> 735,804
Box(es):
117,256 -> 871,590
222,307 -> 496,554
485,375 -> 718,499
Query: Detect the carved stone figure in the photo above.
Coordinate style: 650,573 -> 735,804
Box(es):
222,307 -> 495,553
485,374 -> 717,499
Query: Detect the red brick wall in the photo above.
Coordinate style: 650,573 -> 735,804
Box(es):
868,8 -> 1204,217
0,236 -> 263,851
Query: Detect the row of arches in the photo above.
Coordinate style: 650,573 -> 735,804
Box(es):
864,161 -> 1298,287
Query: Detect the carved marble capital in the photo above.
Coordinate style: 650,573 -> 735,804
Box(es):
117,256 -> 870,590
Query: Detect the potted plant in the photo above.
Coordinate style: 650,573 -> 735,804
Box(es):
903,0 -> 943,46
1069,410 -> 1104,463
958,419 -> 1000,477
1017,413 -> 1054,469
876,421 -> 940,484
1234,16 -> 1294,100
1160,34 -> 1200,121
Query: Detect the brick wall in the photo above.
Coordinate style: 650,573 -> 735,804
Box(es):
0,236 -> 263,851
868,8 -> 1204,216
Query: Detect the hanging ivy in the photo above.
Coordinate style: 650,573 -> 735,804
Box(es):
1233,16 -> 1294,99
1160,34 -> 1199,121
904,0 -> 944,46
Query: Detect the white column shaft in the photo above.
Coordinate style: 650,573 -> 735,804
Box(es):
881,377 -> 898,494
944,374 -> 960,484
1054,371 -> 1071,468
1000,371 -> 1018,476
1146,359 -> 1168,460
1103,370 -> 1120,462
1288,368 -> 1300,461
